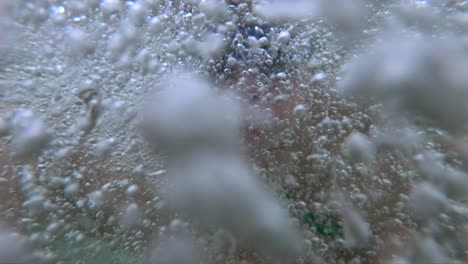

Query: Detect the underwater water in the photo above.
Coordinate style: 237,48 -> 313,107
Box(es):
1,0 -> 468,263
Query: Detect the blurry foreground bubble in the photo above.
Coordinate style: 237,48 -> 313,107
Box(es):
343,131 -> 375,164
100,0 -> 121,16
254,0 -> 321,22
9,109 -> 52,159
339,36 -> 468,134
342,206 -> 372,249
65,28 -> 95,57
166,152 -> 303,260
409,182 -> 448,221
140,75 -> 243,153
0,229 -> 28,264
254,0 -> 368,41
150,235 -> 206,264
143,74 -> 302,260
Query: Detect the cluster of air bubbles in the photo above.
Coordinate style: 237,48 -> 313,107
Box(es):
2,0 -> 468,263
141,75 -> 302,261
8,109 -> 52,159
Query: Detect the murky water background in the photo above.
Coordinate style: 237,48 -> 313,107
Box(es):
2,0 -> 468,263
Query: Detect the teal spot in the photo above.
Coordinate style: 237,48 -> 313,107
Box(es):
304,211 -> 343,239
303,212 -> 316,227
